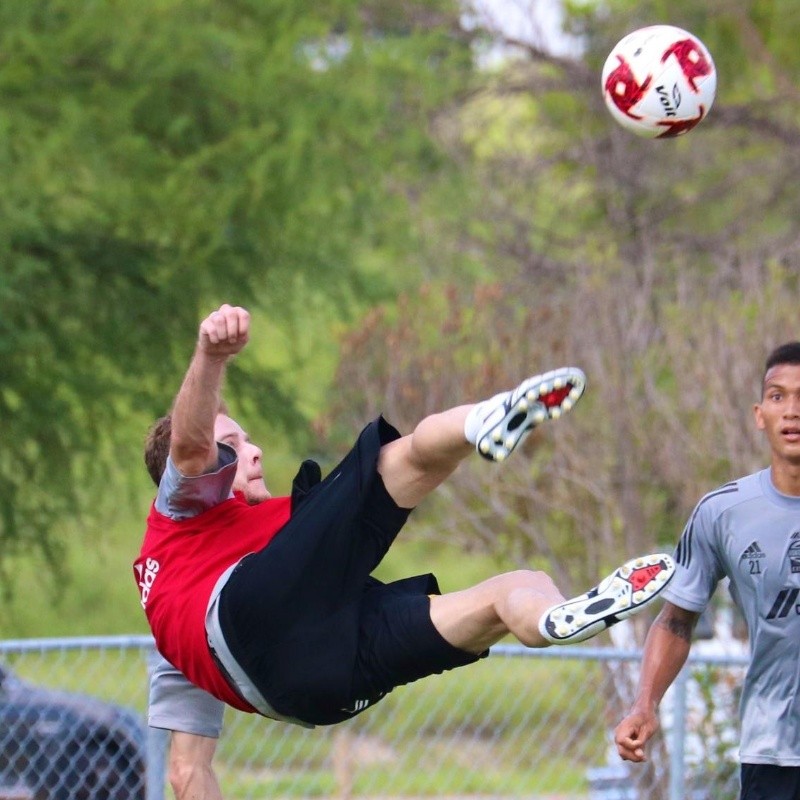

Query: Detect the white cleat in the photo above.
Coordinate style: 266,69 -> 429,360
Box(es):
472,367 -> 587,462
539,553 -> 675,645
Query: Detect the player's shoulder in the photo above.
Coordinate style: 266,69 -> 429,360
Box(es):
693,470 -> 765,519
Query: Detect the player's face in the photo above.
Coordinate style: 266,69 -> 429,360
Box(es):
214,414 -> 271,505
754,363 -> 800,466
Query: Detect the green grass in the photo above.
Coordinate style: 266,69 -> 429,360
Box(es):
213,751 -> 591,798
208,655 -> 607,798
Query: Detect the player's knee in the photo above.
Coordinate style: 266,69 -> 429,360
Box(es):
503,568 -> 557,594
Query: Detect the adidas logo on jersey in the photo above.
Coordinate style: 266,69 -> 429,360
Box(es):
741,541 -> 765,560
135,557 -> 160,609
766,588 -> 800,620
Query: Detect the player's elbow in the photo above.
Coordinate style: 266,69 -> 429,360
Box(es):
167,731 -> 221,799
168,754 -> 216,799
167,756 -> 192,798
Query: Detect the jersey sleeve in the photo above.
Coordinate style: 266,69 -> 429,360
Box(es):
148,654 -> 225,737
662,496 -> 726,613
154,442 -> 238,521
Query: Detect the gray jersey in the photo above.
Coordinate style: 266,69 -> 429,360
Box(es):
662,468 -> 800,766
147,446 -> 236,735
148,654 -> 225,737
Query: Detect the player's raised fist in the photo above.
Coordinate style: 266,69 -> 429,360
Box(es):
198,304 -> 250,356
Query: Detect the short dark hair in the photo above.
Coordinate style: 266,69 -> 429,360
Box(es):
763,341 -> 800,389
144,401 -> 230,487
144,415 -> 172,487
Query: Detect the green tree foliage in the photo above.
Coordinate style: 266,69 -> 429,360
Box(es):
0,0 -> 473,581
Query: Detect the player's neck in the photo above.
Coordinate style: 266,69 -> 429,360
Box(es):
769,461 -> 800,497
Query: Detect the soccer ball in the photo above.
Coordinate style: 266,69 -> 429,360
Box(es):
601,25 -> 717,139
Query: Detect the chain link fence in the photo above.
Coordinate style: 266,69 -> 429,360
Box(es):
0,636 -> 747,800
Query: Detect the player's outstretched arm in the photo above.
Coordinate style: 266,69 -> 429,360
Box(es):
614,601 -> 699,762
168,731 -> 223,800
170,304 -> 250,477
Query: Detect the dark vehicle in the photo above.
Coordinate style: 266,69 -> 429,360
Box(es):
0,663 -> 146,800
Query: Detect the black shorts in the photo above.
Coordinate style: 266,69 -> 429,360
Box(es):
740,764 -> 800,800
218,417 -> 484,726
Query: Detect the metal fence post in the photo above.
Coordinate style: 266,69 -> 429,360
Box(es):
146,650 -> 167,800
146,727 -> 168,800
669,666 -> 689,800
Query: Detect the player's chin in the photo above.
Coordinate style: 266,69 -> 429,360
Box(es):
245,481 -> 271,504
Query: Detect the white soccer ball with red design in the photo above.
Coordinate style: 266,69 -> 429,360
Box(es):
601,25 -> 717,139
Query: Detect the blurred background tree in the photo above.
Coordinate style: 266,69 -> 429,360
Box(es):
0,0 -> 473,598
1,0 -> 798,636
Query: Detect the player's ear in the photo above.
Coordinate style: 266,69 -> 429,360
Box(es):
753,403 -> 766,430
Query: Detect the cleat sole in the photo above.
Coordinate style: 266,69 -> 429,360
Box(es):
539,553 -> 675,645
476,367 -> 587,462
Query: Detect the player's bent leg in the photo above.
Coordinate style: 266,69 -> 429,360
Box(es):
429,570 -> 569,653
464,367 -> 587,462
538,553 -> 676,644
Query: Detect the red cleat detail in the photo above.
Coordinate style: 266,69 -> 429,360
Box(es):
540,385 -> 574,409
628,563 -> 665,592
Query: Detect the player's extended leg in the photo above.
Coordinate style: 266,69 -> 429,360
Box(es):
430,553 -> 675,653
429,570 -> 568,652
378,368 -> 586,509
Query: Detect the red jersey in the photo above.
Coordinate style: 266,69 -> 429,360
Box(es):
134,492 -> 291,712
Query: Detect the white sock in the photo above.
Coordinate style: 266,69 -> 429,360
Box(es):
464,390 -> 510,444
